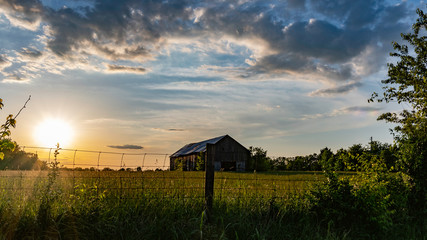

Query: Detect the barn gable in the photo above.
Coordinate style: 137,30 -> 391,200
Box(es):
170,135 -> 249,171
170,135 -> 226,158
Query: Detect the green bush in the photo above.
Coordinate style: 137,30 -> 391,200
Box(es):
308,172 -> 357,228
308,170 -> 410,235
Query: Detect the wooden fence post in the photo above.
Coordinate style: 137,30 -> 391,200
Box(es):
205,143 -> 215,214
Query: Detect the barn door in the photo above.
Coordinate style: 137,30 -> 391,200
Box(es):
221,161 -> 236,171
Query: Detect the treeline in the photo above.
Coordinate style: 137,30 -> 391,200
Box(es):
1,138 -> 398,172
249,140 -> 398,172
62,167 -> 164,172
0,139 -> 47,170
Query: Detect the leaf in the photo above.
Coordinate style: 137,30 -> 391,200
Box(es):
9,119 -> 16,128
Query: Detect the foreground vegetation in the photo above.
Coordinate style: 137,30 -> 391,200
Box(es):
0,169 -> 424,239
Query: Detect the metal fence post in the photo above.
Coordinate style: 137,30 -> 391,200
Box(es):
205,143 -> 215,214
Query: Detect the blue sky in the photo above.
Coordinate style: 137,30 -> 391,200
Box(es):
0,0 -> 425,156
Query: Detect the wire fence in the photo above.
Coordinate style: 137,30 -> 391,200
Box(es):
22,146 -> 170,170
0,147 -> 325,205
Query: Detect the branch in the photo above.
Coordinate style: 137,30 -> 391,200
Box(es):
1,95 -> 31,139
13,95 -> 31,121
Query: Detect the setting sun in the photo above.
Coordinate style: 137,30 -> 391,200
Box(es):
34,118 -> 74,148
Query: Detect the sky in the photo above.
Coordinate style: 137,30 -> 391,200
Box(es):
0,0 -> 425,157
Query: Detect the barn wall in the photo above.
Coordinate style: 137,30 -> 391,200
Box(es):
170,157 -> 175,170
213,136 -> 248,171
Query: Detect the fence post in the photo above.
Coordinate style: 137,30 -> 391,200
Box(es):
205,143 -> 215,214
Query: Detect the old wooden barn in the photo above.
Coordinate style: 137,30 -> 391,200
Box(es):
170,135 -> 249,171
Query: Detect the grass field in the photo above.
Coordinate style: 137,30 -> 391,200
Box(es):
0,170 -> 325,203
0,170 -> 423,239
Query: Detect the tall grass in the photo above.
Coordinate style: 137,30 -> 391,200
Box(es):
0,170 -> 424,239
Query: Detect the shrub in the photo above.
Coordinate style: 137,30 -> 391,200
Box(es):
308,170 -> 410,235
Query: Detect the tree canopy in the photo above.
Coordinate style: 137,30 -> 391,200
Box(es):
370,8 -> 426,222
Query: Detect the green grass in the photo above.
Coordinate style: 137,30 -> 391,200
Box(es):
0,170 -> 424,239
0,170 -> 325,202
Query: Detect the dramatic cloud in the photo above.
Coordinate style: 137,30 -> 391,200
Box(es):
0,0 -> 43,30
0,0 -> 416,83
1,0 -> 424,158
107,144 -> 144,150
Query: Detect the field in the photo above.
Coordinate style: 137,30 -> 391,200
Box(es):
0,170 -> 325,203
0,170 -> 422,239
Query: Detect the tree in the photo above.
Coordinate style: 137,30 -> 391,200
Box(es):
195,152 -> 205,171
270,156 -> 288,170
0,143 -> 47,170
306,154 -> 321,171
370,9 -> 426,221
319,147 -> 335,171
173,157 -> 185,171
248,146 -> 271,171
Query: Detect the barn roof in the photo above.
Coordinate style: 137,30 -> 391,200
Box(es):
170,135 -> 227,158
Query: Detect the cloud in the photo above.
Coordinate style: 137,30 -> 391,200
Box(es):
287,0 -> 306,9
1,72 -> 30,83
107,144 -> 144,150
339,106 -> 381,113
0,0 -> 418,83
152,128 -> 185,132
41,0 -> 189,59
255,103 -> 281,112
300,105 -> 381,120
246,17 -> 374,81
194,1 -> 412,82
107,64 -> 146,74
167,128 -> 185,132
19,47 -> 42,58
249,53 -> 355,81
0,55 -> 12,70
84,118 -> 140,127
0,0 -> 43,30
281,19 -> 369,62
153,128 -> 185,132
309,81 -> 362,96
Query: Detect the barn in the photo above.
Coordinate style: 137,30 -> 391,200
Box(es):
170,135 -> 249,171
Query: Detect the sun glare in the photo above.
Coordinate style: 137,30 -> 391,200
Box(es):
34,118 -> 74,148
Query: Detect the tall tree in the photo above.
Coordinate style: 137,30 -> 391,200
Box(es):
319,147 -> 335,171
248,146 -> 271,171
370,8 -> 426,222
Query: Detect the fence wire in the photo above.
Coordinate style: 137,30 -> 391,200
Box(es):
0,147 -> 324,204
